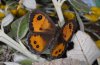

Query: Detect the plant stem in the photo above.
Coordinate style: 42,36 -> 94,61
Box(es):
0,30 -> 45,61
52,0 -> 65,27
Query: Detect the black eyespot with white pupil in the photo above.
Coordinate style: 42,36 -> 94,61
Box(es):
37,15 -> 42,20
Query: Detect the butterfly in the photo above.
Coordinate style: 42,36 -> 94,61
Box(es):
27,9 -> 77,60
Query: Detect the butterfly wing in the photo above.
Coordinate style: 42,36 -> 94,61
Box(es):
62,20 -> 77,42
49,33 -> 67,59
29,10 -> 56,34
28,10 -> 56,54
51,43 -> 66,58
49,20 -> 77,59
27,33 -> 54,54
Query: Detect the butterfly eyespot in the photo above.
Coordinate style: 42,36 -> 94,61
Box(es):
33,34 -> 37,36
69,23 -> 72,29
28,34 -> 46,52
34,41 -> 37,44
59,49 -> 61,52
55,51 -> 58,54
36,45 -> 39,48
64,35 -> 66,37
34,14 -> 45,22
39,28 -> 43,30
51,43 -> 65,57
37,15 -> 42,20
63,22 -> 74,42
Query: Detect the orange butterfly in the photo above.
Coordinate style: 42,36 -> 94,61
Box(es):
27,9 -> 77,60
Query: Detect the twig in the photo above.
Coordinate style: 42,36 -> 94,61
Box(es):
60,0 -> 66,6
5,2 -> 16,13
17,0 -> 23,10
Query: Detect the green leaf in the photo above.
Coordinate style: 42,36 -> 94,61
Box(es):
95,0 -> 100,7
11,17 -> 23,38
19,59 -> 32,65
17,13 -> 29,39
5,0 -> 16,5
69,0 -> 90,13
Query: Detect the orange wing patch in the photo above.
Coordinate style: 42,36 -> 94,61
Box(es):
30,10 -> 56,33
32,14 -> 51,32
29,34 -> 46,52
51,43 -> 65,57
63,22 -> 74,42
